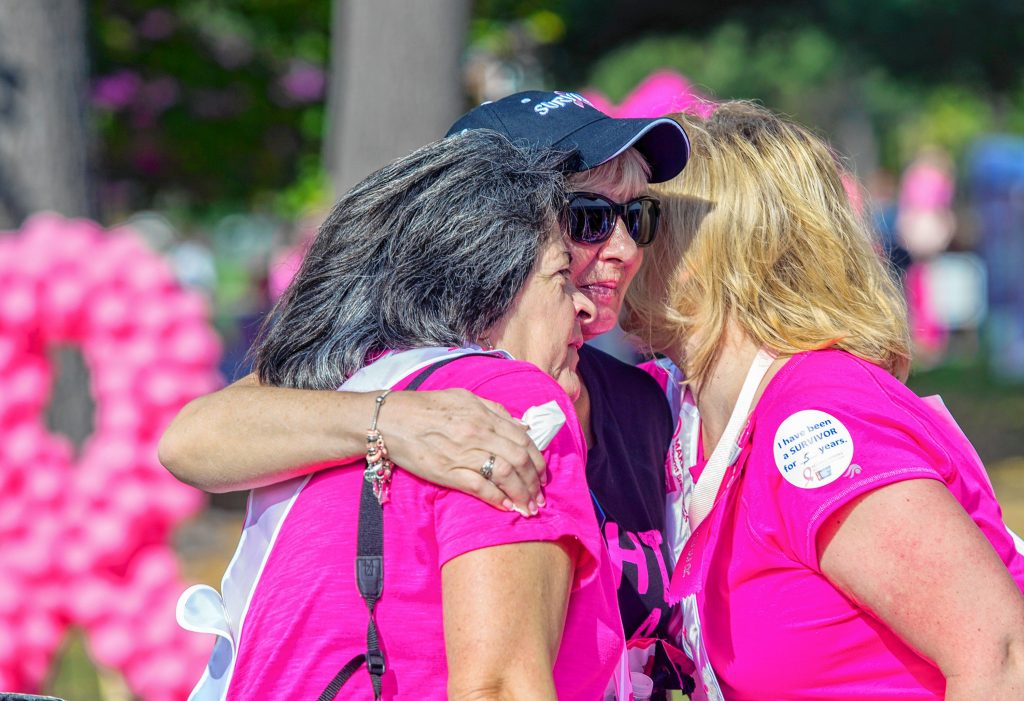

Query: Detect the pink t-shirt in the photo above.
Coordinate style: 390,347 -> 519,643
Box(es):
678,349 -> 1024,700
226,356 -> 623,700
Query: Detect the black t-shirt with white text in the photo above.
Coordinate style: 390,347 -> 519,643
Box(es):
578,344 -> 674,642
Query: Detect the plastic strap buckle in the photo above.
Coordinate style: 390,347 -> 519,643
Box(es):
366,651 -> 386,677
355,555 -> 383,598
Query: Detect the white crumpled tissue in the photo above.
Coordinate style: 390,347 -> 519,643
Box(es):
521,400 -> 566,451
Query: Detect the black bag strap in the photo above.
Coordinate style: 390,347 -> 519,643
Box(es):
318,352 -> 497,700
317,472 -> 387,700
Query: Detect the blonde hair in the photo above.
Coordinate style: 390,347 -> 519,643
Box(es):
622,101 -> 911,387
570,147 -> 651,198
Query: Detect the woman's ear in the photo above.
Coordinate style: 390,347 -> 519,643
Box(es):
475,322 -> 502,352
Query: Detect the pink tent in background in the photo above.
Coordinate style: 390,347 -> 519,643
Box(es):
584,71 -> 869,218
581,70 -> 717,119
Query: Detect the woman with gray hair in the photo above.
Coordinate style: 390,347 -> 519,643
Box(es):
174,129 -> 625,700
164,91 -> 694,698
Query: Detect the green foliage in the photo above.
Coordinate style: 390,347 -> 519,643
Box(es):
87,0 -> 1024,220
585,23 -> 853,147
819,0 -> 1024,92
89,0 -> 330,222
524,10 -> 566,44
586,23 -> 843,113
266,154 -> 331,220
583,20 -> 1022,172
1009,88 -> 1024,136
899,87 -> 995,162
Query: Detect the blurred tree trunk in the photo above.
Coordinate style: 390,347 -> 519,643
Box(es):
324,0 -> 471,195
0,0 -> 95,447
0,0 -> 94,226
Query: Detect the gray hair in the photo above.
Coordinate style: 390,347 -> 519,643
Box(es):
254,130 -> 570,389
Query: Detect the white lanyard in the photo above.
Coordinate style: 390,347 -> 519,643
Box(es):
688,348 -> 777,531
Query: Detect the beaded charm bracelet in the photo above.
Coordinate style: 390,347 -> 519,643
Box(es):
364,389 -> 394,505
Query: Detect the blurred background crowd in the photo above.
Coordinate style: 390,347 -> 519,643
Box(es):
2,1 -> 1024,699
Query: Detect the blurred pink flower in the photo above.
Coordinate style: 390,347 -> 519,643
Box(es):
141,76 -> 181,114
92,70 -> 142,111
133,142 -> 165,175
131,76 -> 182,128
279,61 -> 326,103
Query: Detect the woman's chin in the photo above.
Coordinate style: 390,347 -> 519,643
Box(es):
581,323 -> 614,342
554,367 -> 582,402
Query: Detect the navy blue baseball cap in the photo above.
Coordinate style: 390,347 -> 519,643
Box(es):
446,90 -> 689,183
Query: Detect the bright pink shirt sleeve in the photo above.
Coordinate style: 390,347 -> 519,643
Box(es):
749,351 -> 945,570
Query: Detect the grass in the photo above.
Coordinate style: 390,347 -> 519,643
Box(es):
43,630 -> 101,701
907,357 -> 1024,464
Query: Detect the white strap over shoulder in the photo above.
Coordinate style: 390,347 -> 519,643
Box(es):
688,349 -> 776,531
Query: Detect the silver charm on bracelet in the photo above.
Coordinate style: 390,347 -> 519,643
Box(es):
365,390 -> 394,505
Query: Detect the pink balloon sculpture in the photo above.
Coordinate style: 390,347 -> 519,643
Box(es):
0,213 -> 221,698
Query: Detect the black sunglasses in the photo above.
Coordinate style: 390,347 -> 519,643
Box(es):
562,192 -> 661,247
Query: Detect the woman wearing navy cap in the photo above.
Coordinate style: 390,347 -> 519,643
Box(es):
161,91 -> 693,697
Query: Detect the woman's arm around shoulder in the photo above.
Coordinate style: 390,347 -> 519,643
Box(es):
157,371 -> 547,512
818,478 -> 1024,700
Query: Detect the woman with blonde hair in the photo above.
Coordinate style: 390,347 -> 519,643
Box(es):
623,101 -> 1024,700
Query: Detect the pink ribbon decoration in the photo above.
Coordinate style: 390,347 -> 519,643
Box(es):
0,213 -> 221,699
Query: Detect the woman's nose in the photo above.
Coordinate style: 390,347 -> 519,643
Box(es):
599,217 -> 640,262
571,284 -> 596,324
